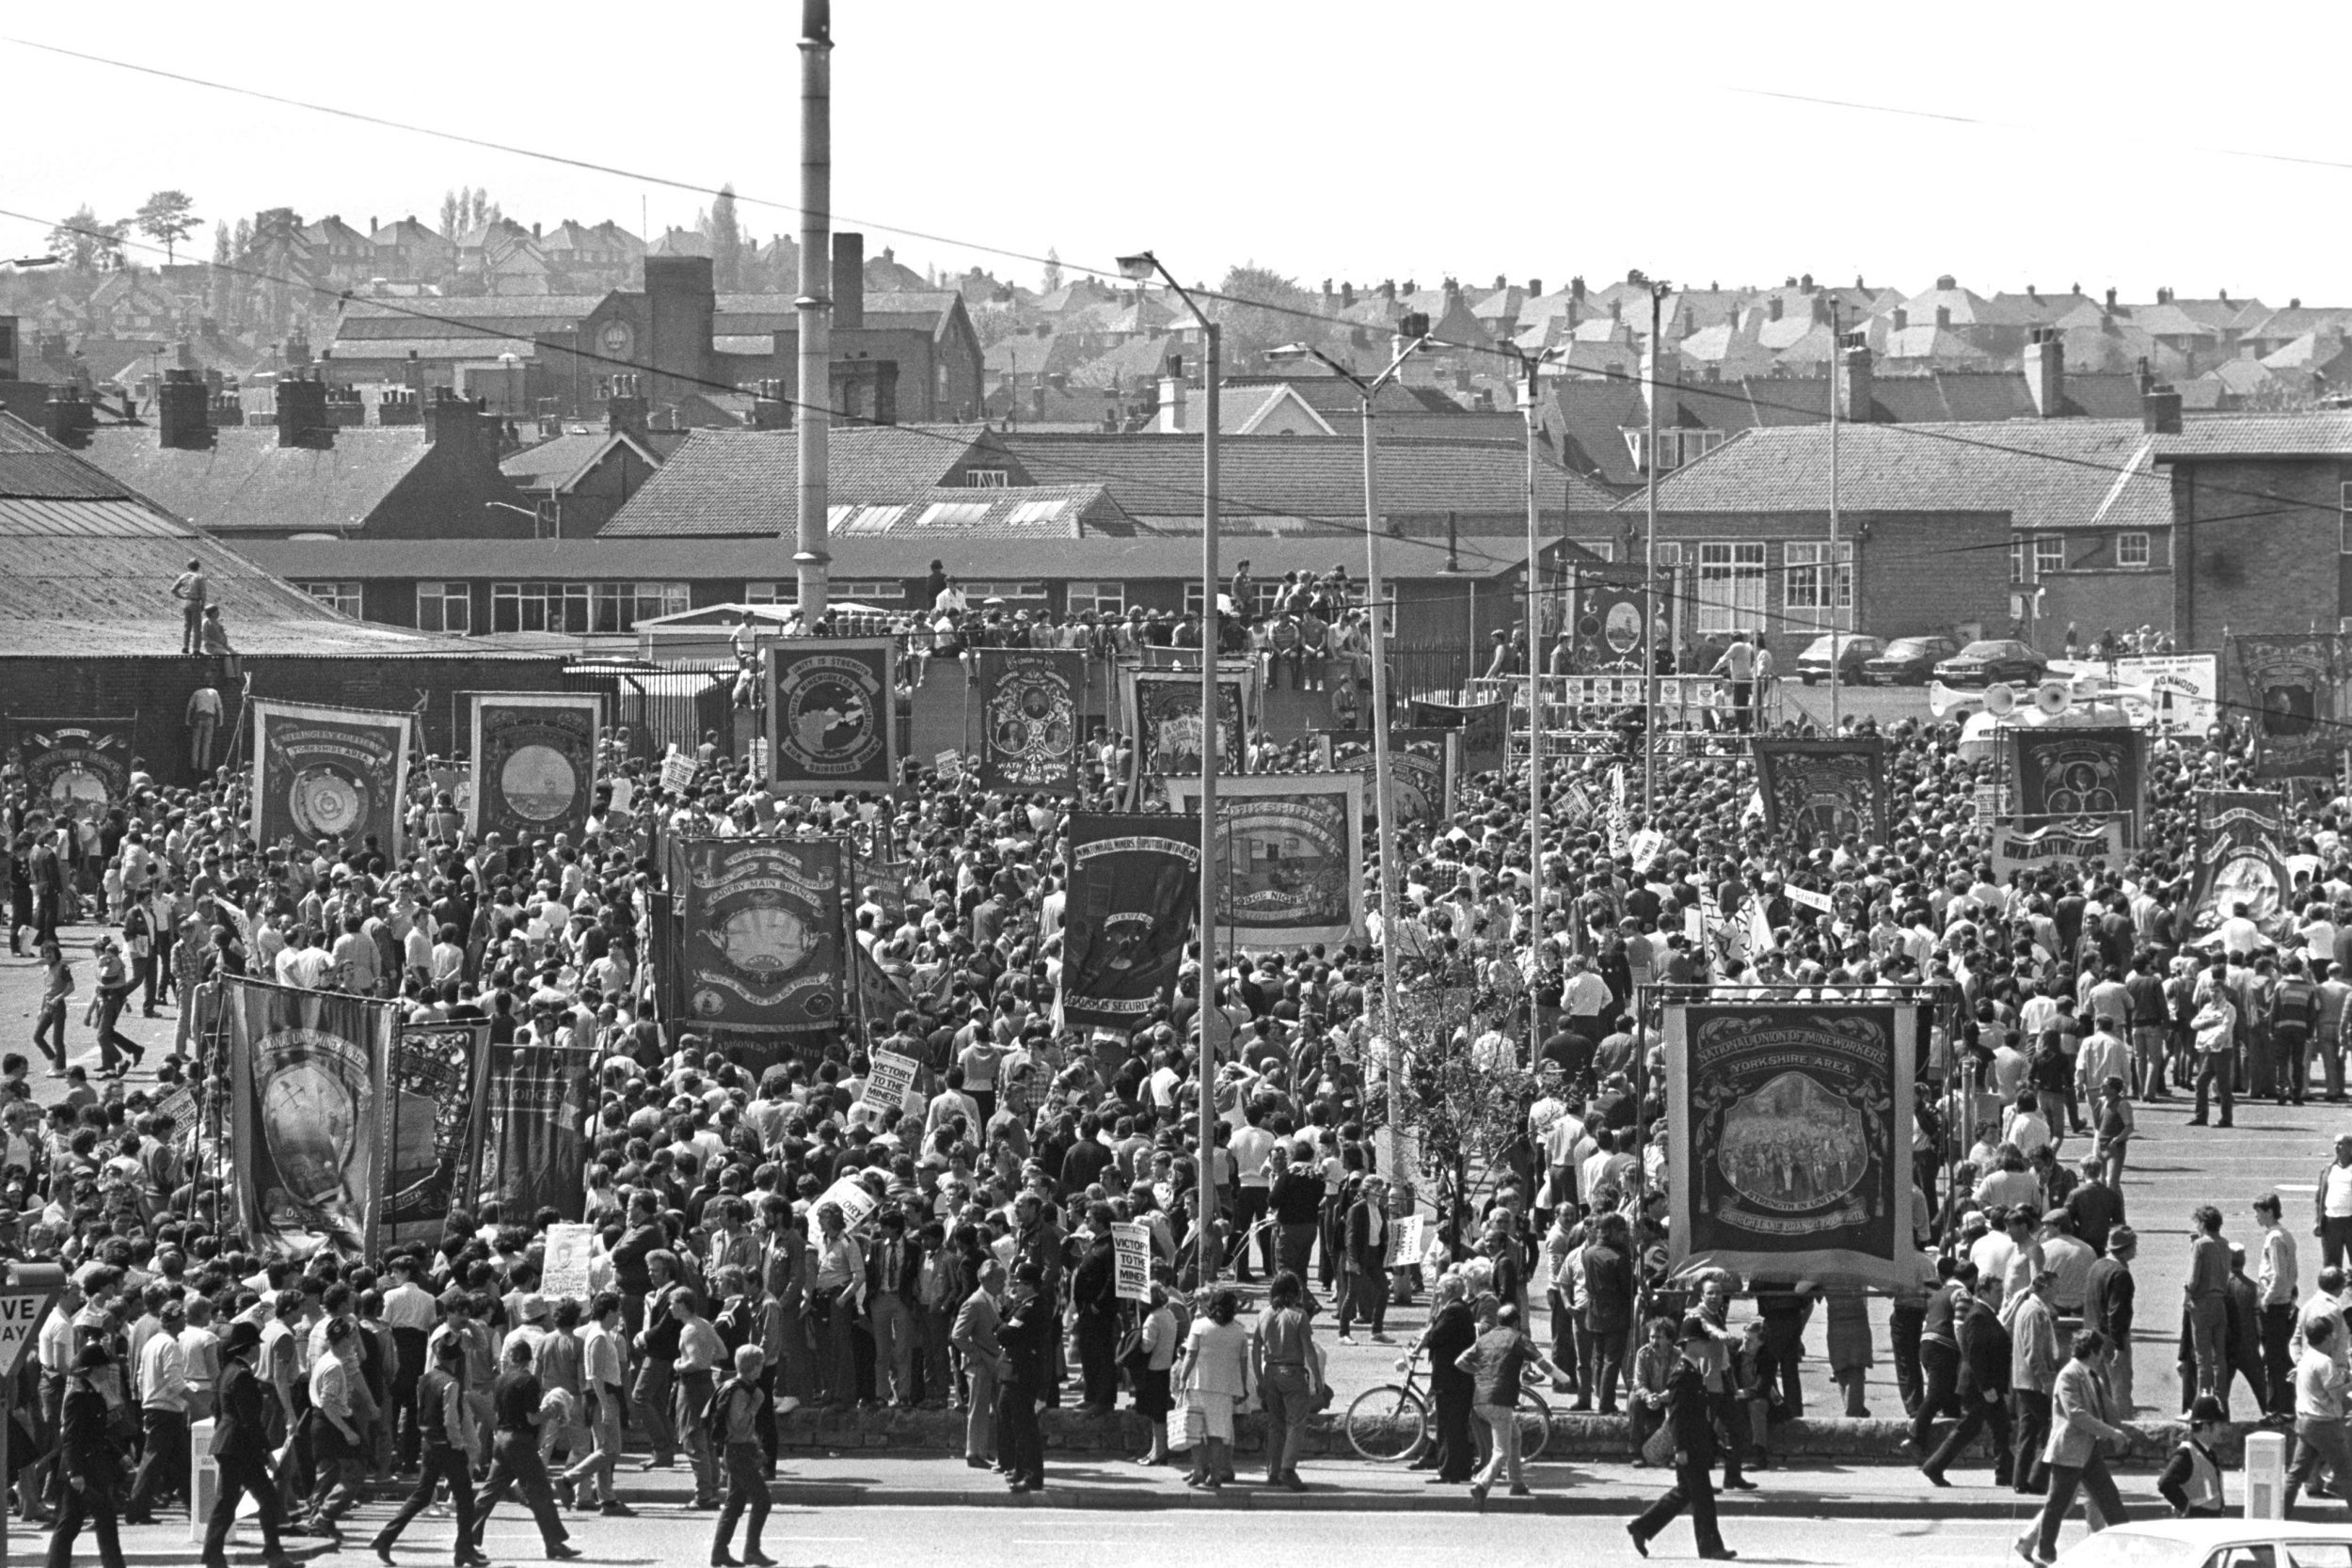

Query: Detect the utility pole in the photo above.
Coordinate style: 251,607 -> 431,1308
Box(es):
1828,297 -> 1842,736
792,0 -> 833,625
1519,348 -> 1544,1057
1644,279 -> 1667,816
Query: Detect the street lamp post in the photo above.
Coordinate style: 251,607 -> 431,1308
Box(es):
1119,249 -> 1221,1283
1267,318 -> 1430,1186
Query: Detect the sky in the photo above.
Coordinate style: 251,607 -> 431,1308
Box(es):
8,0 -> 2352,306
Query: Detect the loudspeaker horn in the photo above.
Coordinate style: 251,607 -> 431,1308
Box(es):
1927,680 -> 1978,719
1982,682 -> 2018,717
2034,679 -> 2074,718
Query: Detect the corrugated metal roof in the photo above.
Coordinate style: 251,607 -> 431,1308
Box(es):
0,450 -> 137,500
0,498 -> 190,537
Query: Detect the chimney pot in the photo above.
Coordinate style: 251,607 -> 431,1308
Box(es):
1768,296 -> 1784,323
1528,278 -> 1542,298
1935,305 -> 1951,331
2142,386 -> 2183,436
1892,308 -> 1908,333
2105,286 -> 2118,312
274,377 -> 331,450
1935,274 -> 1956,291
2026,332 -> 2066,419
1836,341 -> 1874,422
157,367 -> 214,450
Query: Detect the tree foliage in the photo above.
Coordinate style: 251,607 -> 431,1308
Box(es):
1212,263 -> 1337,374
1378,957 -> 1537,1196
47,206 -> 127,273
707,185 -> 744,292
135,190 -> 199,264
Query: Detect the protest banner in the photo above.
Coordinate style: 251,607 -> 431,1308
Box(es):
1990,817 -> 2129,881
1752,737 -> 1889,847
1165,772 -> 1363,946
541,1223 -> 596,1300
226,977 -> 392,1259
863,1048 -> 919,1110
818,1175 -> 880,1230
766,639 -> 898,793
675,837 -> 844,1033
4,718 -> 135,821
977,649 -> 1085,794
1112,1222 -> 1152,1302
660,752 -> 698,794
468,692 -> 599,840
1059,814 -> 1201,1033
250,700 -> 413,859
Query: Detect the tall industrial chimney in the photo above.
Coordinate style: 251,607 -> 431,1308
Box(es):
794,0 -> 834,624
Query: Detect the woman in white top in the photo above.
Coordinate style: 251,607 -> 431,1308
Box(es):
1130,1284 -> 1182,1466
1175,1289 -> 1254,1490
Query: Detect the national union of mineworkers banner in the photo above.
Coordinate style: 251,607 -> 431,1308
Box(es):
227,976 -> 393,1260
676,837 -> 843,1033
377,1020 -> 490,1255
473,1043 -> 596,1223
1407,698 -> 1509,779
1060,813 -> 1201,1034
1165,772 -> 1364,948
2187,790 -> 2293,933
4,717 -> 135,823
1752,737 -> 1888,847
250,699 -> 413,859
2012,725 -> 2143,836
1990,817 -> 2128,883
977,649 -> 1084,794
1124,669 -> 1248,789
766,639 -> 898,793
2237,634 -> 2338,779
469,692 -> 599,841
1664,1002 -> 1916,1291
1316,729 -> 1456,825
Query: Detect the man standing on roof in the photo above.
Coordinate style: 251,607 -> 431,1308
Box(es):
172,559 -> 209,655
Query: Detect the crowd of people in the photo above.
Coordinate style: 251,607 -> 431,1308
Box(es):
1,601 -> 2348,1568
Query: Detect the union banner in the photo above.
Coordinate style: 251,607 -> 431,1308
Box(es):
1315,729 -> 1456,825
250,699 -> 413,860
226,976 -> 393,1260
1751,737 -> 1888,847
675,837 -> 844,1034
1059,814 -> 1201,1033
977,649 -> 1084,794
1664,1002 -> 1917,1290
473,1043 -> 596,1223
2186,790 -> 2293,933
766,640 -> 898,793
4,717 -> 135,823
377,1020 -> 489,1254
1990,817 -> 2129,882
2236,634 -> 2338,779
2011,725 -> 2143,838
469,692 -> 599,840
1165,772 -> 1363,948
1124,668 -> 1248,789
1407,697 -> 1509,779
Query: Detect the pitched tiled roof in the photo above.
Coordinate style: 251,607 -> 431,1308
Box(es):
995,431 -> 1621,527
599,423 -> 1001,537
1640,418 -> 2169,532
2152,413 -> 2352,458
0,413 -> 453,657
76,426 -> 439,535
337,296 -> 612,341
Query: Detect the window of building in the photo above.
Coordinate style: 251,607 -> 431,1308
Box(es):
2010,539 -> 2026,584
2116,531 -> 2151,568
1579,541 -> 1615,562
912,501 -> 993,529
2340,482 -> 2352,552
489,581 -> 683,635
743,581 -> 787,605
2034,536 -> 2066,578
1693,542 -> 1766,634
1621,428 -> 1727,474
832,504 -> 906,535
1783,540 -> 1853,630
416,581 -> 470,634
1067,580 -> 1125,616
964,468 -> 1011,488
589,581 -> 690,633
961,580 -> 1046,602
833,580 -> 904,603
1006,499 -> 1069,527
298,580 -> 362,618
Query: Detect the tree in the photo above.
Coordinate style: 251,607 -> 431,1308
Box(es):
135,190 -> 199,264
211,223 -> 229,265
46,206 -> 126,273
1380,955 -> 1539,1221
1213,263 -> 1334,373
439,188 -> 462,237
1042,246 -> 1063,294
707,184 -> 744,292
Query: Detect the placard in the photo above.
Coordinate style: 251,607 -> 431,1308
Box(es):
863,1048 -> 919,1110
816,1174 -> 880,1231
1112,1222 -> 1152,1302
541,1222 -> 596,1300
660,752 -> 698,794
1785,884 -> 1835,915
1386,1213 -> 1427,1270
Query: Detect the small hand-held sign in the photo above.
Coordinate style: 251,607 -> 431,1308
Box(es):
0,1262 -> 65,1568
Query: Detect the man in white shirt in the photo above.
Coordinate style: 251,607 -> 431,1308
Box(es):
2318,1135 -> 2352,1270
274,927 -> 332,990
123,1298 -> 190,1523
1229,1112 -> 1278,1283
2256,1192 -> 2302,1418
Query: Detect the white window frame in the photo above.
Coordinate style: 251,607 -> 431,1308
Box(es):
298,580 -> 362,618
2116,531 -> 2151,569
960,580 -> 1047,602
964,467 -> 1011,488
743,580 -> 787,606
2340,482 -> 2352,553
1694,542 -> 1766,635
1066,580 -> 1125,616
1782,540 -> 1853,631
913,501 -> 993,529
832,579 -> 904,603
2033,536 -> 2066,578
416,580 -> 470,633
2010,539 -> 2026,585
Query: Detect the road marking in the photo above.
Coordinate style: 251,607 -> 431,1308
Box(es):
2279,1183 -> 2319,1193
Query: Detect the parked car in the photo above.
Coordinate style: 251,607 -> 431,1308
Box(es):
1862,635 -> 1959,685
1931,638 -> 2047,689
1793,634 -> 1883,685
2054,1518 -> 2352,1568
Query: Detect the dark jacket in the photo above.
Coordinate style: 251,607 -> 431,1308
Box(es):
1581,1241 -> 1636,1334
863,1232 -> 927,1306
211,1355 -> 273,1462
1343,1199 -> 1388,1272
2084,1257 -> 2134,1341
1069,1234 -> 1119,1322
1662,1358 -> 1718,1465
998,1286 -> 1053,1391
1426,1301 -> 1478,1398
1957,1296 -> 2011,1401
59,1374 -> 126,1488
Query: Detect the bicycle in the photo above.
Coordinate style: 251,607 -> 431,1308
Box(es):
1343,1348 -> 1553,1464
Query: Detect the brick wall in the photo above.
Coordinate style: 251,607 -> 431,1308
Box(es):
2168,458 -> 2350,648
0,652 -> 572,790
